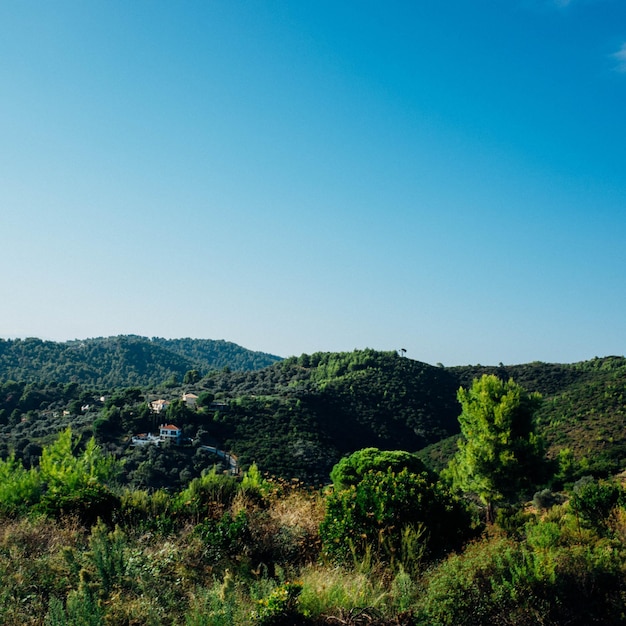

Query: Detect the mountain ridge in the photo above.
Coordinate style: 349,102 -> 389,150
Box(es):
0,335 -> 282,387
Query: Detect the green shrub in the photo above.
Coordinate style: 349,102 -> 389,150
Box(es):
417,536 -> 548,625
320,466 -> 472,567
174,468 -> 240,521
253,581 -> 304,626
117,487 -> 176,534
87,521 -> 130,598
569,477 -> 625,535
0,453 -> 41,515
193,510 -> 250,568
44,582 -> 104,626
330,448 -> 429,491
418,515 -> 626,626
38,483 -> 120,526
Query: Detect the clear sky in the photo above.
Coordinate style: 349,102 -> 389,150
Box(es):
1,0 -> 625,366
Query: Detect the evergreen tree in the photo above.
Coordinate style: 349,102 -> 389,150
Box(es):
444,374 -> 544,522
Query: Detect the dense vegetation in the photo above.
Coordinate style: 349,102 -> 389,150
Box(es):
1,341 -> 626,623
424,356 -> 626,479
1,427 -> 626,624
0,336 -> 281,387
2,345 -> 626,486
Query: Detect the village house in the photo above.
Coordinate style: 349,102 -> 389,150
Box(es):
182,392 -> 198,409
131,433 -> 161,446
159,423 -> 182,442
150,399 -> 170,413
131,423 -> 182,447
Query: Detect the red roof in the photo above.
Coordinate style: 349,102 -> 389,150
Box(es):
160,424 -> 180,431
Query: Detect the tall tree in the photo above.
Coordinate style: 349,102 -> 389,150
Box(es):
444,374 -> 543,522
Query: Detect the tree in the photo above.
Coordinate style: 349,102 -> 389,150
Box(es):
321,449 -> 472,567
183,369 -> 200,385
444,375 -> 544,522
330,447 -> 428,490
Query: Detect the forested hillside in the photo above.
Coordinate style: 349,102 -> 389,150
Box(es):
420,356 -> 626,478
2,346 -> 626,623
0,335 -> 281,387
1,347 -> 625,486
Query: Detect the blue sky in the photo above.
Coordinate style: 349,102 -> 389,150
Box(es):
1,0 -> 625,365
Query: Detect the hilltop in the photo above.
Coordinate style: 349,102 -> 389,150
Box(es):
0,335 -> 282,387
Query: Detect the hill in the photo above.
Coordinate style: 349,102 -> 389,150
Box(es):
0,345 -> 625,485
0,336 -> 282,387
199,350 -> 463,482
420,356 -> 626,478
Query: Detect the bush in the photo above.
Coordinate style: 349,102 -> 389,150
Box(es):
38,483 -> 120,526
173,468 -> 240,522
532,488 -> 564,511
320,466 -> 472,567
418,514 -> 626,626
193,510 -> 250,569
417,536 -> 548,625
330,448 -> 429,491
253,581 -> 304,626
570,477 -> 625,534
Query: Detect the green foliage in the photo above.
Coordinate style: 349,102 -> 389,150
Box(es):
2,467 -> 626,625
39,427 -> 119,495
197,390 -> 214,408
117,487 -> 175,534
45,584 -> 104,626
417,511 -> 626,625
445,375 -> 544,519
330,447 -> 428,491
39,483 -> 120,527
0,453 -> 41,514
184,369 -> 201,385
253,581 -> 303,626
208,350 -> 462,482
0,335 -> 280,387
87,521 -> 129,598
184,576 -> 240,626
193,511 -> 250,567
321,463 -> 472,567
570,476 -> 625,535
173,468 -> 240,521
0,428 -> 121,522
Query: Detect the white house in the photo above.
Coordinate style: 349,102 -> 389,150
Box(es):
151,399 -> 170,413
182,393 -> 199,409
159,423 -> 182,442
131,433 -> 161,447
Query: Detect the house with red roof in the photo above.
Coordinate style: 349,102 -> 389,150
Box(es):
159,423 -> 182,442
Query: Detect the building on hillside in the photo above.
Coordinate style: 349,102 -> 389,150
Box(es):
151,399 -> 170,413
159,423 -> 182,442
131,433 -> 161,447
182,393 -> 198,409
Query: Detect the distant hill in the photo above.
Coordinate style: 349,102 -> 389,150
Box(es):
0,336 -> 282,387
